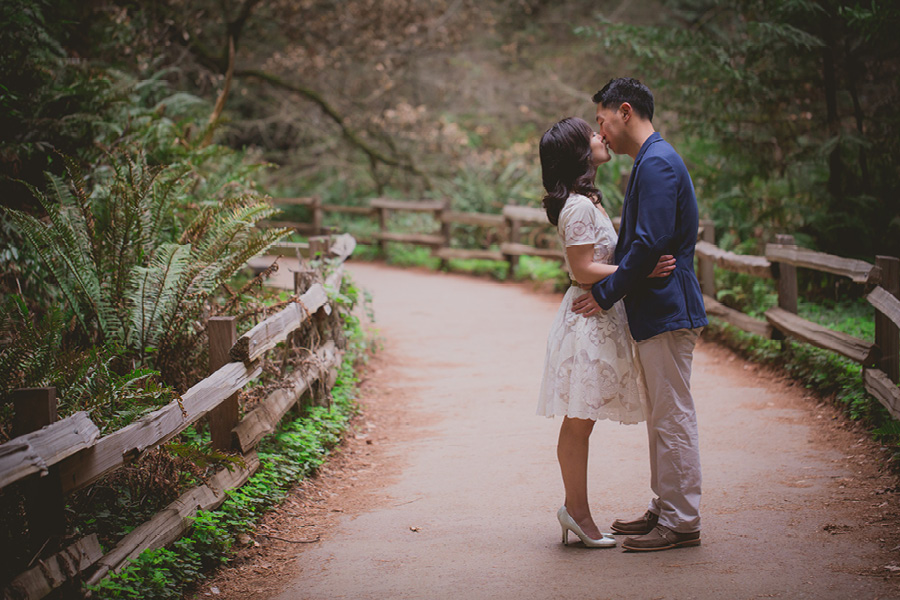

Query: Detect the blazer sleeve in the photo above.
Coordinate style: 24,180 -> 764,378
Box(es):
591,154 -> 677,310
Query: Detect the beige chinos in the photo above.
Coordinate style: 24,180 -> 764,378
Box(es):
636,327 -> 703,533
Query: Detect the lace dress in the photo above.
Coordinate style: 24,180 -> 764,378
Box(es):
536,194 -> 648,424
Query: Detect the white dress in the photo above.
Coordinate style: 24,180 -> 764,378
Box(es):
536,194 -> 648,424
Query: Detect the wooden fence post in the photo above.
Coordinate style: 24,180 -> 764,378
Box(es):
376,203 -> 388,256
774,234 -> 799,314
12,387 -> 66,554
309,235 -> 332,260
208,317 -> 239,451
438,200 -> 451,270
771,233 -> 799,345
504,214 -> 520,273
698,219 -> 716,297
875,256 -> 900,383
311,195 -> 323,235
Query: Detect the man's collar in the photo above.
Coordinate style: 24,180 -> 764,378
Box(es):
634,132 -> 662,163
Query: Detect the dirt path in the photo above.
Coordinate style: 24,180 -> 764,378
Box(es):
199,261 -> 900,600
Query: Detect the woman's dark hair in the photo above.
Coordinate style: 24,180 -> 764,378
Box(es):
539,117 -> 601,226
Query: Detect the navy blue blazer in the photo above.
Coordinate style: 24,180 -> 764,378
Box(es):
591,132 -> 707,342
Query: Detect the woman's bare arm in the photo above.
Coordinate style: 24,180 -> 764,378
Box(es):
567,245 -> 677,286
566,244 -> 616,284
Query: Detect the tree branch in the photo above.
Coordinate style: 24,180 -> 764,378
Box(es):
237,68 -> 423,176
227,0 -> 263,50
202,35 -> 235,147
165,1 -> 425,179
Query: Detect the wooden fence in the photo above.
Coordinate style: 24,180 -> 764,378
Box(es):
0,234 -> 356,600
694,227 -> 900,420
268,197 -> 900,419
263,196 -> 566,271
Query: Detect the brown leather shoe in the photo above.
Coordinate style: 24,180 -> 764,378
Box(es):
610,510 -> 659,535
621,524 -> 701,552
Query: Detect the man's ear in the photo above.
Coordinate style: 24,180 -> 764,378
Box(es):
620,102 -> 633,123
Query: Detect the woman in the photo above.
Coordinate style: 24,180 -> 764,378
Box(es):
536,117 -> 674,547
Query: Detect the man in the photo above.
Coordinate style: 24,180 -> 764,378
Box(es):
573,77 -> 708,552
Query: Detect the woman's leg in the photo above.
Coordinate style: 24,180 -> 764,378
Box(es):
558,416 -> 602,538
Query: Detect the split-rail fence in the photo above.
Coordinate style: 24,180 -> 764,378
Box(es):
263,196 -> 566,271
0,234 -> 356,600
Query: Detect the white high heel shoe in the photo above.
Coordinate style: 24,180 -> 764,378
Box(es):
557,506 -> 616,548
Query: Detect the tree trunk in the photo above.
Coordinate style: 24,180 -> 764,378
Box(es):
821,9 -> 843,198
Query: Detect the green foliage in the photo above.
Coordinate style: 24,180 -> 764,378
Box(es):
447,258 -> 510,280
69,448 -> 201,550
0,295 -> 176,438
384,243 -> 442,269
3,154 -> 290,385
430,154 -> 539,214
0,0 -> 121,197
798,297 -> 874,342
513,256 -> 569,290
0,295 -> 66,402
581,0 -> 900,258
90,545 -> 191,599
347,243 -> 380,262
714,268 -> 777,317
89,358 -> 360,599
88,275 -> 370,598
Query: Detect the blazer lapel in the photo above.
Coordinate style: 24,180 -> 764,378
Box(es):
616,133 -> 663,261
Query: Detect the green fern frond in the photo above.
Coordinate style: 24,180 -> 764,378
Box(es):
128,243 -> 192,357
147,201 -> 290,356
0,295 -> 65,399
200,227 -> 292,291
40,173 -> 95,262
60,156 -> 100,261
4,204 -> 100,333
145,163 -> 190,252
107,155 -> 164,300
191,196 -> 281,260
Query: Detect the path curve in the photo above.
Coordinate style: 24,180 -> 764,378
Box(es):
206,261 -> 900,599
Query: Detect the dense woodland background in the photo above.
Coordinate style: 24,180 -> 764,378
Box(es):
1,0 -> 899,594
4,0 -> 899,253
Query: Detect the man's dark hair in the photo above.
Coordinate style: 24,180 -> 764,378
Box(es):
592,77 -> 654,122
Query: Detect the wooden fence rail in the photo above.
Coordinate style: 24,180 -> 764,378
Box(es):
0,233 -> 357,600
268,197 -> 900,417
263,196 -> 567,271
694,227 -> 900,420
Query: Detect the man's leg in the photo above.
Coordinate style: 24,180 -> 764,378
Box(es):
645,403 -> 659,510
637,328 -> 702,533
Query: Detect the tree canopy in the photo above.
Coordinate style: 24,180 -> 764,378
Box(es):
582,0 -> 900,258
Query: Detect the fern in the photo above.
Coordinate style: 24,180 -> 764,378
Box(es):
5,180 -> 105,334
0,295 -> 64,399
5,148 -> 290,388
128,243 -> 193,360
